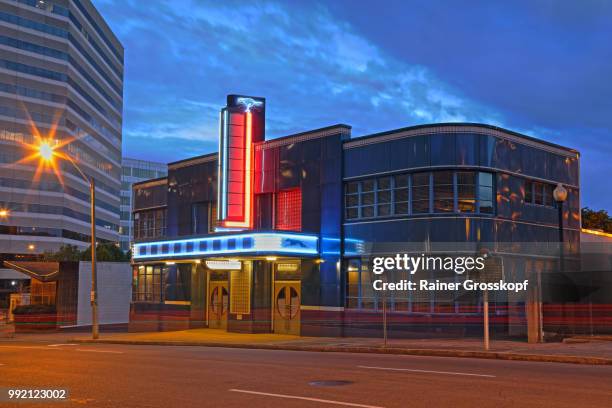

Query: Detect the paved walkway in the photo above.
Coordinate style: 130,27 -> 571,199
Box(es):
3,328 -> 612,365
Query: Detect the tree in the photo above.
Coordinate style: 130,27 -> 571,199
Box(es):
581,207 -> 612,233
43,243 -> 130,262
42,244 -> 81,261
80,242 -> 131,262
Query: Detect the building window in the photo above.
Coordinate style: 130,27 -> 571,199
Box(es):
433,171 -> 454,213
376,177 -> 392,216
411,172 -> 430,214
457,171 -> 476,212
276,188 -> 302,231
344,170 -> 495,220
134,208 -> 166,239
133,265 -> 162,302
478,172 -> 494,213
163,264 -> 191,302
393,174 -> 409,215
523,178 -> 555,208
345,181 -> 359,220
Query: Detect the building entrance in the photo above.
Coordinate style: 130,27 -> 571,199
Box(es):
273,281 -> 301,335
208,280 -> 228,330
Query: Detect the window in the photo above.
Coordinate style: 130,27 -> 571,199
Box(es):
163,264 -> 191,302
133,265 -> 162,302
134,209 -> 166,239
276,189 -> 302,231
361,179 -> 375,218
523,178 -> 554,208
345,182 -> 359,219
433,171 -> 454,212
457,171 -> 476,212
525,180 -> 533,203
121,196 -> 130,206
393,174 -> 409,215
534,182 -> 544,205
412,172 -> 430,214
376,177 -> 391,216
478,172 -> 494,213
344,171 -> 495,220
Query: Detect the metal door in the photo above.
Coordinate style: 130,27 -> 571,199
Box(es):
208,282 -> 228,330
273,282 -> 300,335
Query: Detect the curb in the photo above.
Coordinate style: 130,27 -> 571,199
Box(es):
70,339 -> 612,366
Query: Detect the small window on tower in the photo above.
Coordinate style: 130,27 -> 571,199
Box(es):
276,188 -> 302,231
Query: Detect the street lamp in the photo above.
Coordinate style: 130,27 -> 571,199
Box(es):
553,183 -> 568,273
553,183 -> 568,336
0,209 -> 8,218
37,140 -> 99,340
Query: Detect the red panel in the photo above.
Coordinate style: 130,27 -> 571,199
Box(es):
276,188 -> 302,231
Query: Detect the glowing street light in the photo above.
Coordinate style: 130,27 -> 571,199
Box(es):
0,209 -> 8,217
38,141 -> 54,161
34,139 -> 100,340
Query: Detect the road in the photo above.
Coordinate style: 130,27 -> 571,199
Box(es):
0,340 -> 611,408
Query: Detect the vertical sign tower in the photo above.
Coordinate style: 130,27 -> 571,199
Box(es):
217,95 -> 266,229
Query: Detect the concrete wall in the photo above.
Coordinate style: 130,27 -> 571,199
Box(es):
77,262 -> 131,326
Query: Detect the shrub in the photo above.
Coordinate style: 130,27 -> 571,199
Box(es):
12,304 -> 57,315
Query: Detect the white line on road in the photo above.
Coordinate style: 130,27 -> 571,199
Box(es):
48,343 -> 78,347
76,349 -> 124,354
229,389 -> 384,408
358,365 -> 496,378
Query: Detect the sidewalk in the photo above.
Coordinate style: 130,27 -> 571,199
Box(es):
67,328 -> 612,365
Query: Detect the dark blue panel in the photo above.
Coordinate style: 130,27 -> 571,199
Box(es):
430,133 -> 456,166
199,241 -> 207,251
227,239 -> 236,250
242,237 -> 253,249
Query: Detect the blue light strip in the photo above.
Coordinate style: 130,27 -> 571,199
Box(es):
133,232 -> 319,260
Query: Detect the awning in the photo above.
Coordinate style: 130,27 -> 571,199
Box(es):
3,261 -> 60,282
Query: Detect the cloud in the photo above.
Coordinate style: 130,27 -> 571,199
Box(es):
96,0 -> 611,209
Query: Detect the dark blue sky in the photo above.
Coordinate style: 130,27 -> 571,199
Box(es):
95,0 -> 612,210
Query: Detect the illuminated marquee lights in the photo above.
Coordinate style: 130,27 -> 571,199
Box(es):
132,232 -> 319,260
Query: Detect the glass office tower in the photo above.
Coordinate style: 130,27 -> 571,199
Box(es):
0,0 -> 123,259
120,158 -> 167,252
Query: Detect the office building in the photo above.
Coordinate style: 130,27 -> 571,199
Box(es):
0,0 -> 123,260
120,157 -> 167,252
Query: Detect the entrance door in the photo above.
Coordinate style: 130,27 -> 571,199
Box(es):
273,282 -> 301,335
208,281 -> 228,330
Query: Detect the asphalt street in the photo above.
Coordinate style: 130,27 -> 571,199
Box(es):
0,340 -> 611,408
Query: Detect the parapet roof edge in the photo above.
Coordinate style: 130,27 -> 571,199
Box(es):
344,123 -> 579,157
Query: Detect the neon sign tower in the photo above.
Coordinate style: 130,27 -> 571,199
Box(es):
217,95 -> 266,229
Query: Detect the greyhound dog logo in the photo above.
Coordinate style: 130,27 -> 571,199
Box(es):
236,97 -> 263,112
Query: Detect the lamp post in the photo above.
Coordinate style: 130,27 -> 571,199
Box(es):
553,183 -> 568,273
38,141 -> 99,339
553,183 -> 568,336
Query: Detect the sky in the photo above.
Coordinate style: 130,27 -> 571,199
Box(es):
94,0 -> 612,210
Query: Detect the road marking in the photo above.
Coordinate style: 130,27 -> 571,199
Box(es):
229,389 -> 384,408
48,343 -> 78,347
357,365 -> 496,378
76,348 -> 124,354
